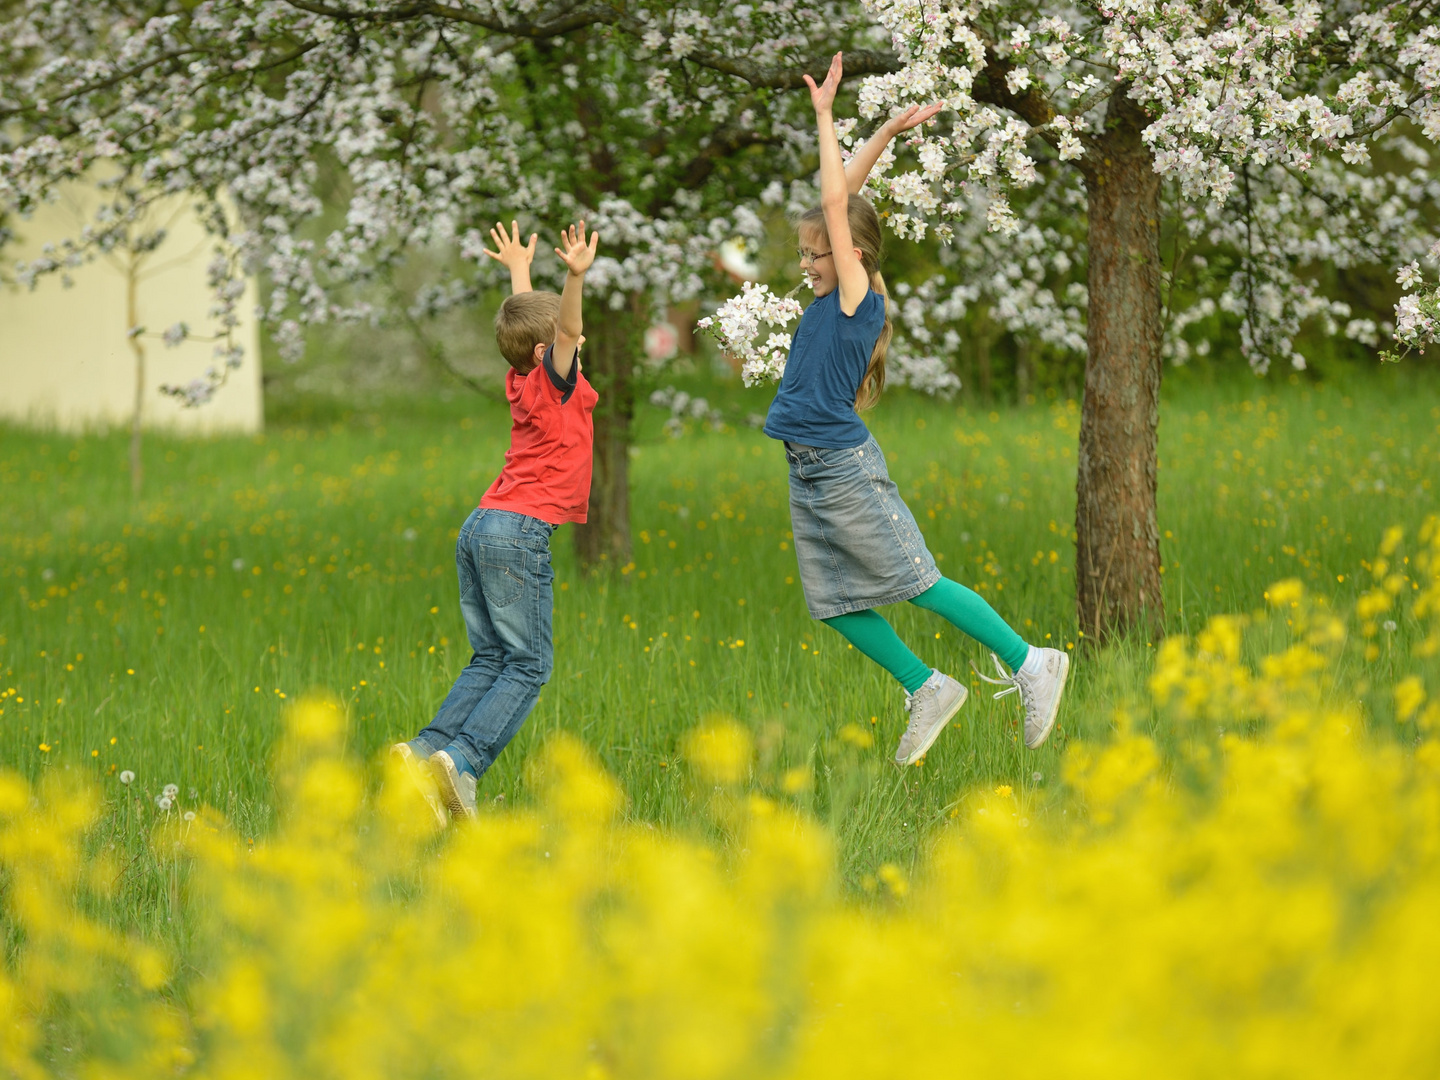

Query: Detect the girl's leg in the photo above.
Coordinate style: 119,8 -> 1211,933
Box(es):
908,577 -> 1030,672
822,609 -> 932,694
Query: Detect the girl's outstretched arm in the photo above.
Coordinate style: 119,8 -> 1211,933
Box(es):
844,103 -> 943,195
804,53 -> 870,316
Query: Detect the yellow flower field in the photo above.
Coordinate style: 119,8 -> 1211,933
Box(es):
4,516 -> 1438,1078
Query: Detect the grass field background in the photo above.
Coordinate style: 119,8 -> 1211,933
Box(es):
3,366 -> 1437,939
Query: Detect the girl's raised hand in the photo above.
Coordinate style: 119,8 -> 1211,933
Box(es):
482,220 -> 537,268
555,220 -> 600,275
885,102 -> 944,135
803,51 -> 843,114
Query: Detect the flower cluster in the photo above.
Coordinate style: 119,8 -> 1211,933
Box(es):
1388,250 -> 1440,361
649,385 -> 724,437
0,0 -> 879,402
696,281 -> 805,386
856,0 -> 1440,365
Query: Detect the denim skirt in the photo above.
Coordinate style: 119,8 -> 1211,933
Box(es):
784,434 -> 940,619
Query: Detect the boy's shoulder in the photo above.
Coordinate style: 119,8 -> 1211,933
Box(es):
509,343 -> 592,409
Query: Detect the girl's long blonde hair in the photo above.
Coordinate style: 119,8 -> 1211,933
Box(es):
798,195 -> 892,412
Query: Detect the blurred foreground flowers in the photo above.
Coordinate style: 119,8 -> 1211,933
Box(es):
5,521 -> 1440,1078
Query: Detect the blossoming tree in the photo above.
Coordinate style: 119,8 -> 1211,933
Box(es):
0,0 -> 895,565
8,2 -> 1438,618
846,0 -> 1440,640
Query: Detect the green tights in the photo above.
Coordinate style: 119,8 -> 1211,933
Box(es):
821,578 -> 1031,694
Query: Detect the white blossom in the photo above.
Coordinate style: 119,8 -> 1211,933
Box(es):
857,0 -> 1440,364
696,282 -> 805,386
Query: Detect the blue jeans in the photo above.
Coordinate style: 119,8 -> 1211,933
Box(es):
412,507 -> 555,776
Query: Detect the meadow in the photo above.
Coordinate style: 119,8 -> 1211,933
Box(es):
3,368 -> 1437,920
4,368 -> 1440,1076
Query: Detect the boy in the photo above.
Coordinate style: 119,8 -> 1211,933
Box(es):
393,218 -> 600,820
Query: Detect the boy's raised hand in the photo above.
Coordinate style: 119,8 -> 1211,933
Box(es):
555,220 -> 599,276
803,51 -> 843,115
483,220 -> 537,270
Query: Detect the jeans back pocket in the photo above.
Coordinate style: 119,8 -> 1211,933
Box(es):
480,548 -> 527,608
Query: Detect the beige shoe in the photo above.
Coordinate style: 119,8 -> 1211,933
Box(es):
430,750 -> 478,821
974,649 -> 1070,749
894,670 -> 968,766
390,742 -> 447,827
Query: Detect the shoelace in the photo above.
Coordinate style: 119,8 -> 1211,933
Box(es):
901,683 -> 937,738
971,653 -> 1035,715
901,690 -> 922,736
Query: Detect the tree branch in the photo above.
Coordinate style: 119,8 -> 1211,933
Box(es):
277,0 -> 903,86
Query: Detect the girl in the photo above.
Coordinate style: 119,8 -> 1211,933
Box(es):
765,53 -> 1070,766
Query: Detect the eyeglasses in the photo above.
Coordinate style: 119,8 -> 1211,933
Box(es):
797,249 -> 833,265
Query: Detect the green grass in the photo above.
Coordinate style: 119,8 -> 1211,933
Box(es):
3,368 -> 1438,936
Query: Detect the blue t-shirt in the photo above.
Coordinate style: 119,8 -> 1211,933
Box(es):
763,288 -> 886,449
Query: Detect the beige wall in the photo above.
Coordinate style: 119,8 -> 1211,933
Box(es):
1,183 -> 263,434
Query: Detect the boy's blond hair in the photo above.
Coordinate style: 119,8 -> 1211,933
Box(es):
495,291 -> 561,371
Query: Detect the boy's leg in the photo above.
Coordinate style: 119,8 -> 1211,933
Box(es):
822,609 -> 932,694
440,512 -> 555,777
908,577 -> 1030,672
412,510 -> 505,756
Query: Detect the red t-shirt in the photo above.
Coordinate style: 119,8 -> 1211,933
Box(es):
480,345 -> 598,525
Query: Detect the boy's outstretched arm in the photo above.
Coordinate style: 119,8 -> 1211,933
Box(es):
552,220 -> 600,381
844,102 -> 944,194
483,220 -> 538,294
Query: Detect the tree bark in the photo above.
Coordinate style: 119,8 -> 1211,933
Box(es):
1075,92 -> 1165,644
573,299 -> 642,570
126,251 -> 145,499
1015,338 -> 1031,405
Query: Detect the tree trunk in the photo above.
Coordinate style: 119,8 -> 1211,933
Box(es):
1075,92 -> 1165,644
126,252 -> 145,499
977,332 -> 993,404
1015,338 -> 1031,405
573,299 -> 642,570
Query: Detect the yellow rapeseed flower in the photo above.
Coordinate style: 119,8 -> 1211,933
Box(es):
684,718 -> 753,785
1395,676 -> 1427,722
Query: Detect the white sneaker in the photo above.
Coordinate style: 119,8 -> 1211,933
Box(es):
974,648 -> 1070,749
894,670 -> 968,766
430,749 -> 478,820
390,742 -> 447,827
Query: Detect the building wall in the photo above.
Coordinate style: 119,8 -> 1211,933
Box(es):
0,182 -> 263,434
